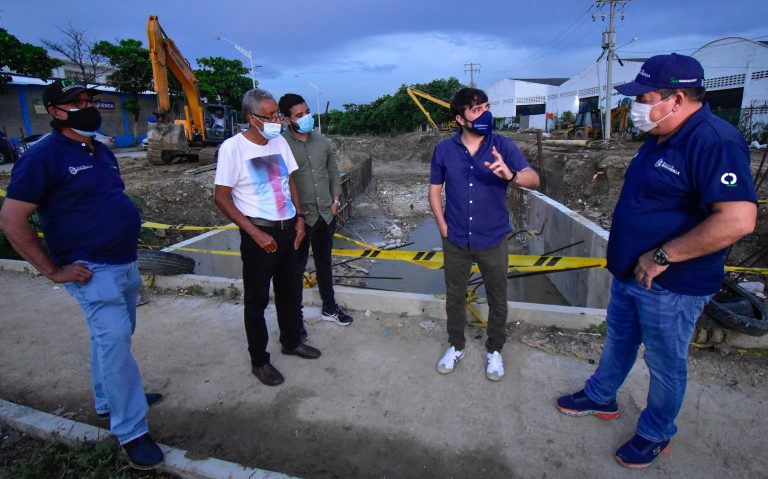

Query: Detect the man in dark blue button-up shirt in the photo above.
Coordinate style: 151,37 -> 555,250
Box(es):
429,87 -> 539,382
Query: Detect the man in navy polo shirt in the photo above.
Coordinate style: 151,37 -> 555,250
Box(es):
0,79 -> 164,470
429,87 -> 540,382
556,54 -> 757,468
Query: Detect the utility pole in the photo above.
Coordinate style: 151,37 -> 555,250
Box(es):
464,62 -> 481,87
595,0 -> 629,141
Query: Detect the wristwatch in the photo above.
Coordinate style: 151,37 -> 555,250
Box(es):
508,170 -> 518,183
333,199 -> 342,206
297,212 -> 307,219
653,247 -> 670,266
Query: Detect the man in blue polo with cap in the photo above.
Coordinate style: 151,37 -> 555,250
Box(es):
555,54 -> 757,468
0,79 -> 164,470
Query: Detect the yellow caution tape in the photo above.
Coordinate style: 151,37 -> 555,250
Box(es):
330,248 -> 608,273
141,221 -> 237,231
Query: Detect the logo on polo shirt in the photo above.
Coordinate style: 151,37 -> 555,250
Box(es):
68,165 -> 93,175
654,158 -> 680,176
721,172 -> 738,187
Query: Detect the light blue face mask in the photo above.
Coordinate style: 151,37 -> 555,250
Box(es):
293,114 -> 314,133
259,121 -> 282,140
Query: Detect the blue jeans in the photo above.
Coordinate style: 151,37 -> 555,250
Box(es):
584,278 -> 712,442
65,261 -> 149,445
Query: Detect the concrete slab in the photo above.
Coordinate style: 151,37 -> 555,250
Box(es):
1,268 -> 767,478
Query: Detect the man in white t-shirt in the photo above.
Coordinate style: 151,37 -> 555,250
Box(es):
214,88 -> 322,386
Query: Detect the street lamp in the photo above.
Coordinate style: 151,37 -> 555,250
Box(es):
307,81 -> 322,134
216,36 -> 259,89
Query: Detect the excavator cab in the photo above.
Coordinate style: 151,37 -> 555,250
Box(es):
203,104 -> 238,143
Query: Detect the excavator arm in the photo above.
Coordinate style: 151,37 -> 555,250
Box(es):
406,87 -> 453,130
147,15 -> 205,141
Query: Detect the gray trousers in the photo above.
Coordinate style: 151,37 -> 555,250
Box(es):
442,237 -> 509,352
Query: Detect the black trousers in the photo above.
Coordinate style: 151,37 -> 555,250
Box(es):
294,216 -> 337,310
240,226 -> 302,367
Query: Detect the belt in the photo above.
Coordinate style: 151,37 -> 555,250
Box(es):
247,216 -> 297,230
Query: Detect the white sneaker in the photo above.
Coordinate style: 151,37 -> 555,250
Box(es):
486,351 -> 504,381
437,346 -> 464,374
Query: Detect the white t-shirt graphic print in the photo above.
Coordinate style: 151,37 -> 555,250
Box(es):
214,133 -> 298,220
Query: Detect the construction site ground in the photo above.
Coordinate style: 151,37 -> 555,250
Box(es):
1,268 -> 767,478
1,132 -> 768,477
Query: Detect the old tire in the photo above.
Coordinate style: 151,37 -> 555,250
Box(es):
703,278 -> 768,337
137,250 -> 195,275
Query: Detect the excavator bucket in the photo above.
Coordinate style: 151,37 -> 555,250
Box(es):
146,122 -> 189,164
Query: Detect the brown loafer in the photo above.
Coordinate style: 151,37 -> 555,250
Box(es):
281,343 -> 321,359
251,362 -> 284,386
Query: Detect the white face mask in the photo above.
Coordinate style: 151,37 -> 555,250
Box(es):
631,95 -> 675,133
258,121 -> 282,140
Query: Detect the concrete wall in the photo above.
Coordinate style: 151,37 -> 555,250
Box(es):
507,188 -> 611,309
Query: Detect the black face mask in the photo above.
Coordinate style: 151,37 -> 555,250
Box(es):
50,106 -> 102,133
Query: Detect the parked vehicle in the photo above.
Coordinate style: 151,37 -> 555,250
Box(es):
18,132 -> 117,154
0,133 -> 20,164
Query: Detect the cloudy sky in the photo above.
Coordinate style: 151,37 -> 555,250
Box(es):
3,0 -> 767,110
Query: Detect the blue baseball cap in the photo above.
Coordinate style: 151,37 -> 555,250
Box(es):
615,53 -> 704,96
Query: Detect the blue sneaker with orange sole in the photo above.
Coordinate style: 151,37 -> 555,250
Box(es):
615,434 -> 671,469
556,390 -> 620,420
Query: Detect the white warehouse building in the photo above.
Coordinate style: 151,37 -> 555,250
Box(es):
486,36 -> 768,138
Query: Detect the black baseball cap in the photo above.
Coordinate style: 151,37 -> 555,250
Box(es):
615,53 -> 704,97
43,79 -> 100,108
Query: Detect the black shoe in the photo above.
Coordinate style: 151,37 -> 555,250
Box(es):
322,305 -> 353,326
122,433 -> 164,470
97,393 -> 164,420
251,362 -> 285,386
281,343 -> 322,359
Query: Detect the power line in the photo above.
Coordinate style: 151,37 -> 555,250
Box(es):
619,34 -> 768,54
500,1 -> 596,73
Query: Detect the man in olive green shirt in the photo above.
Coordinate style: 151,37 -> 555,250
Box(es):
279,93 -> 353,337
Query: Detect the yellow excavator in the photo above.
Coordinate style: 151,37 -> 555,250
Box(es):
146,15 -> 239,164
406,87 -> 456,131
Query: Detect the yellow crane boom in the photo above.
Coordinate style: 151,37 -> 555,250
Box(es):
406,86 -> 452,130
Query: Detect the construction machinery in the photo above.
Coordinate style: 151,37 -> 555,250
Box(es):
405,87 -> 456,131
552,100 -> 630,140
146,15 -> 239,164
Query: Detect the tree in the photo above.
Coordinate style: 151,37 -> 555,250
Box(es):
0,28 -> 62,89
92,39 -> 153,143
326,77 -> 463,135
41,23 -> 108,83
194,57 -> 252,111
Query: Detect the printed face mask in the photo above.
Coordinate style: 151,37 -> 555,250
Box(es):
630,95 -> 674,133
293,114 -> 315,134
464,110 -> 493,136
